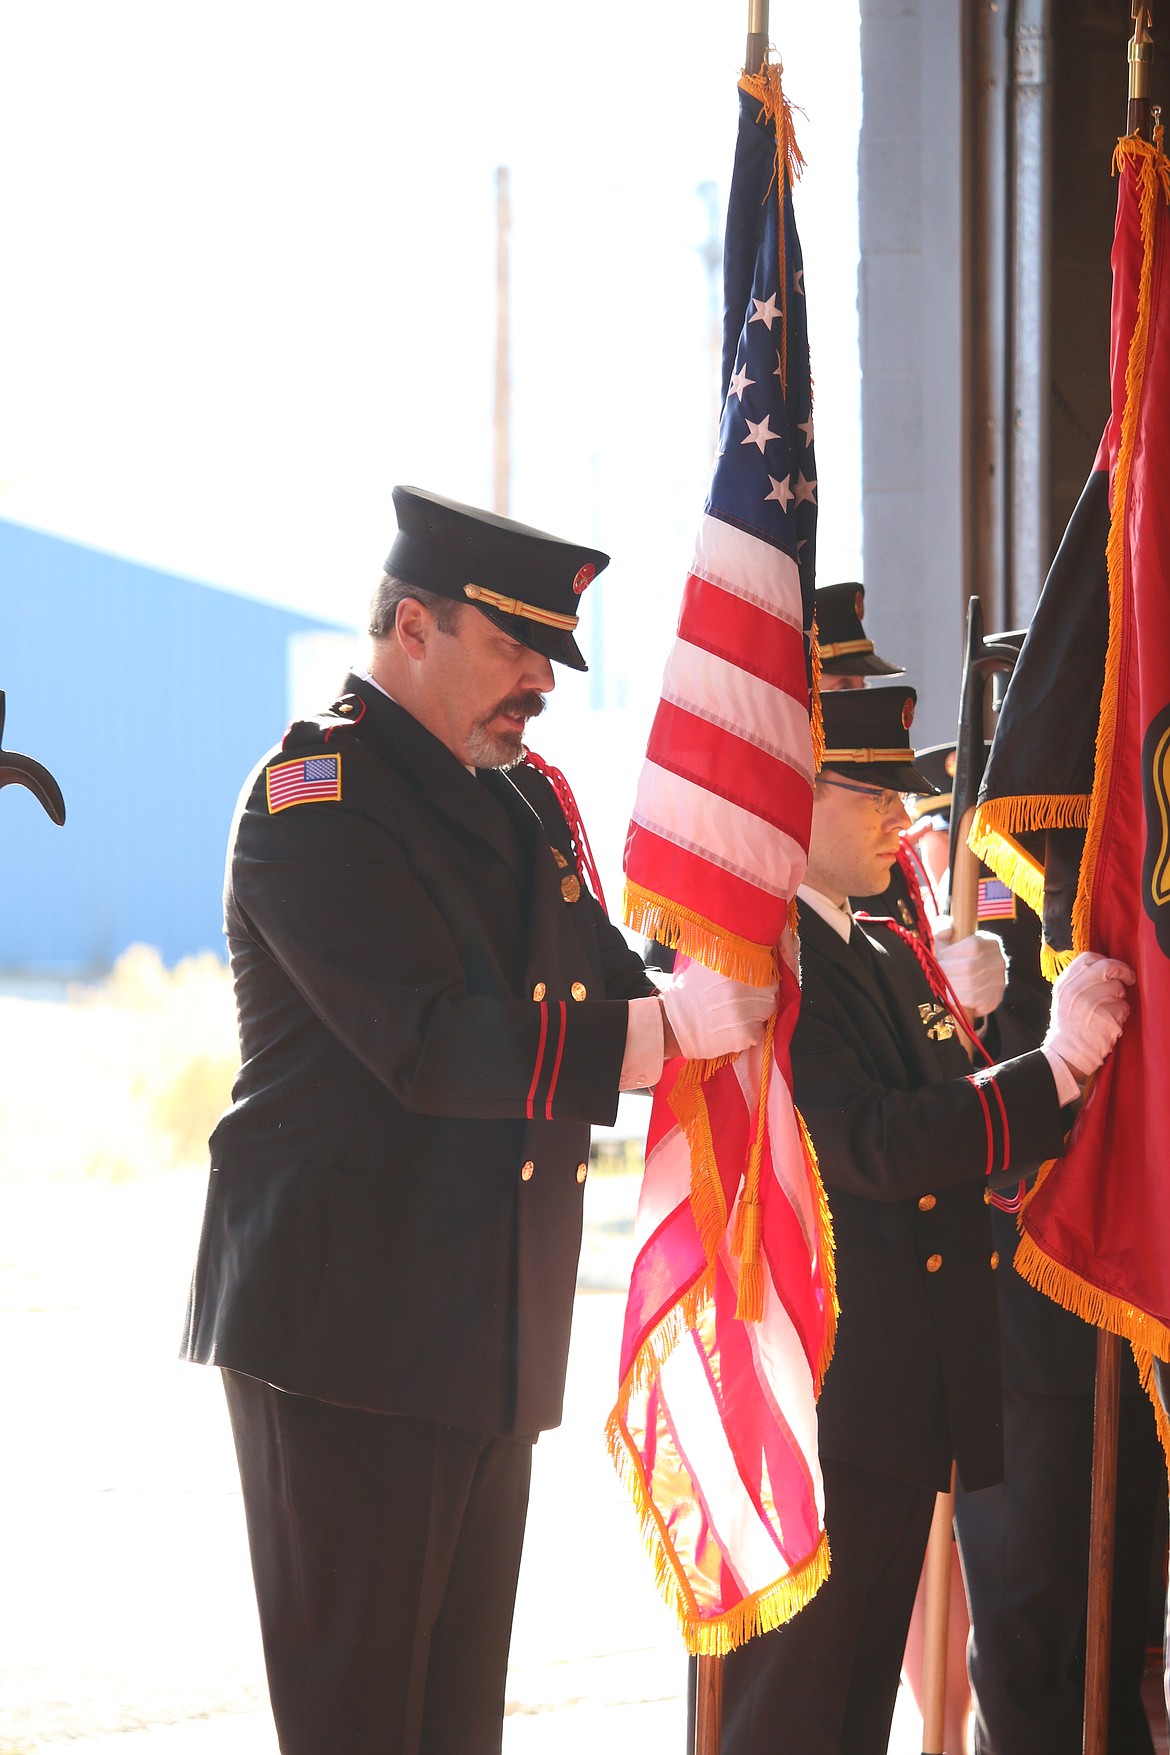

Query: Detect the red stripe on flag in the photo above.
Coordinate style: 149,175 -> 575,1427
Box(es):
713,1256 -> 822,1561
679,573 -> 810,699
646,701 -> 814,846
624,826 -> 788,948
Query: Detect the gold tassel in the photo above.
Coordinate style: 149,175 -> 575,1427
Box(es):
734,1196 -> 764,1322
622,880 -> 777,989
798,1108 -> 839,1389
738,61 -> 805,397
731,1011 -> 778,1323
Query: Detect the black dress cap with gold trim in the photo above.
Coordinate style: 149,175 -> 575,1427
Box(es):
815,581 -> 903,677
820,684 -> 938,794
384,486 -> 609,671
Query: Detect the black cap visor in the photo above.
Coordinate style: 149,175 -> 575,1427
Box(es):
468,601 -> 588,671
821,758 -> 938,795
820,648 -> 904,678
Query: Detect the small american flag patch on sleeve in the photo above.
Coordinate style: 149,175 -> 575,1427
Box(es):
266,752 -> 342,813
977,877 -> 1017,921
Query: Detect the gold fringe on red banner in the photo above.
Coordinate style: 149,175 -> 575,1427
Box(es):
1015,1230 -> 1170,1434
1072,133 -> 1170,957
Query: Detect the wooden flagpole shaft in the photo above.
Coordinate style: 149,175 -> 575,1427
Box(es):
696,8 -> 767,1743
1083,1330 -> 1121,1755
920,1468 -> 956,1755
695,1654 -> 723,1755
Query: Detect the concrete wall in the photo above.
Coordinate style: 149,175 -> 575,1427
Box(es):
859,0 -> 967,748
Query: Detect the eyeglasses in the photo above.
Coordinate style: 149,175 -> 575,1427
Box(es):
819,776 -> 907,818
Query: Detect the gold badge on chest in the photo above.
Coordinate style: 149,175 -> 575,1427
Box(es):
550,845 -> 581,903
918,1001 -> 957,1042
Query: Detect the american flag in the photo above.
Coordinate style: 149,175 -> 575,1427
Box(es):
266,753 -> 342,814
608,63 -> 834,1655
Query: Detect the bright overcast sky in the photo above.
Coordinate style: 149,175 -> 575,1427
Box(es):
0,1 -> 861,696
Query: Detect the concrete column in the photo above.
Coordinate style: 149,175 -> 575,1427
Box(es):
859,0 -> 967,747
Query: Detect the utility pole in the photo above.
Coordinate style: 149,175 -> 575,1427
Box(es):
493,166 -> 512,517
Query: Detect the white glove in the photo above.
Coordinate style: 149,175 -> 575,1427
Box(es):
931,924 -> 1008,1016
1042,950 -> 1134,1092
661,957 -> 778,1061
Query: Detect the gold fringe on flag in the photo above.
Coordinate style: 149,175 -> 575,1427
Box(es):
966,796 -> 1089,924
1070,132 -> 1170,958
623,879 -> 778,988
809,619 -> 825,771
603,1399 -> 832,1655
1016,129 -> 1170,1475
798,1108 -> 839,1390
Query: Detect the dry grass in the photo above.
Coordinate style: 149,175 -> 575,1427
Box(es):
0,944 -> 238,1184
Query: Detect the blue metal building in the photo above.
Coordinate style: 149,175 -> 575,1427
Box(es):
1,519 -> 354,972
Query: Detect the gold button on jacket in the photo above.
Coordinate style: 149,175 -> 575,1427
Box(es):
571,981 -> 587,1001
926,1253 -> 943,1273
990,1251 -> 1000,1270
532,982 -> 546,1001
576,1163 -> 588,1184
520,1160 -> 535,1182
917,1194 -> 936,1212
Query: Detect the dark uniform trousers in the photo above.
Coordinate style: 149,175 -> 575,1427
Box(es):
722,1459 -> 936,1755
719,905 -> 1072,1755
949,904 -> 1164,1755
224,1372 -> 533,1755
182,679 -> 653,1755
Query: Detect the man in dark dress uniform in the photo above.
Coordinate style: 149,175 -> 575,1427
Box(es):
181,487 -> 776,1755
720,684 -> 1134,1755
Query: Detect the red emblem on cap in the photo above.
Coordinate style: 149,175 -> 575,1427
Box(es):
902,698 -> 915,730
572,565 -> 595,595
854,589 -> 864,620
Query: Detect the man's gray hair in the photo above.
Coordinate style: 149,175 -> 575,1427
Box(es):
368,572 -> 464,639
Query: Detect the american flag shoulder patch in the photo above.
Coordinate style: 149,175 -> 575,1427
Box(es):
266,752 -> 342,814
978,877 -> 1017,922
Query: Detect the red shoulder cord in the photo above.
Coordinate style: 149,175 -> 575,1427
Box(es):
523,749 -> 608,914
853,911 -> 1025,1214
897,837 -> 938,949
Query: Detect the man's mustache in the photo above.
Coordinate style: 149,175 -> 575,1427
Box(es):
488,692 -> 546,725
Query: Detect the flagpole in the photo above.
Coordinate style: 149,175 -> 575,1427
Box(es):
694,9 -> 772,1739
1080,22 -> 1153,1754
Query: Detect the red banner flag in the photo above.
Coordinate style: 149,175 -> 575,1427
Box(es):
606,62 -> 836,1655
1013,135 -> 1170,1451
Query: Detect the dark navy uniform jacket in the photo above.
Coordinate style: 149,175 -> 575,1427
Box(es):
182,674 -> 652,1436
793,903 -> 1074,1494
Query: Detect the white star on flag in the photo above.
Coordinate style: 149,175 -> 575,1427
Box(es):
798,415 -> 814,446
765,474 -> 794,509
794,268 -> 804,294
793,472 -> 818,506
741,415 -> 781,453
749,293 -> 781,330
728,363 -> 755,401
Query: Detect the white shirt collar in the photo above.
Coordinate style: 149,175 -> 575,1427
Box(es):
797,882 -> 854,944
